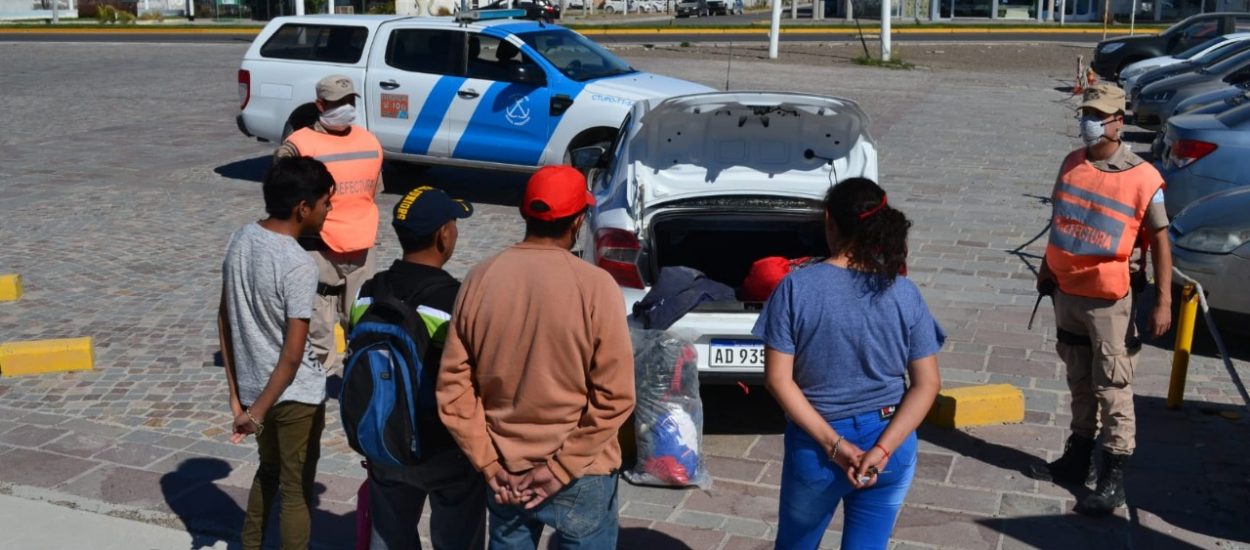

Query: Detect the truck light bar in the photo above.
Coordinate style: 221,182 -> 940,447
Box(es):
455,8 -> 526,22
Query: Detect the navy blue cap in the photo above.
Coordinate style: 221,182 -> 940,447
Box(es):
392,186 -> 473,238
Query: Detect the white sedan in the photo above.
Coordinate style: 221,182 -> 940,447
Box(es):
571,91 -> 878,381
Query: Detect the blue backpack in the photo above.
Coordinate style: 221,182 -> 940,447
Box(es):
340,273 -> 454,466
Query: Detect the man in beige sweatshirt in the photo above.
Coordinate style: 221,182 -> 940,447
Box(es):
437,165 -> 636,549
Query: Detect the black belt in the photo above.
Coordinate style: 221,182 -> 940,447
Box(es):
317,282 -> 346,297
1056,327 -> 1142,352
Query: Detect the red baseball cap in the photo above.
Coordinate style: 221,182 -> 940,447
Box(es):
521,165 -> 595,221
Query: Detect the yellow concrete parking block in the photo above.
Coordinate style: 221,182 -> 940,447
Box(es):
925,383 -> 1024,429
0,274 -> 21,301
0,337 -> 94,377
335,324 -> 346,355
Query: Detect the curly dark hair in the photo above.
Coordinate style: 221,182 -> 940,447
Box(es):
824,177 -> 911,292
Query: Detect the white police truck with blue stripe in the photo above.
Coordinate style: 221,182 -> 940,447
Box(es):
237,14 -> 713,171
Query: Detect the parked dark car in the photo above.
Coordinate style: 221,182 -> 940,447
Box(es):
676,0 -> 726,16
1092,12 -> 1250,79
482,0 -> 561,20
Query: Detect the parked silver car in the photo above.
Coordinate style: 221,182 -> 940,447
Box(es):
1173,82 -> 1250,116
1127,37 -> 1250,103
1159,101 -> 1250,217
1169,186 -> 1250,315
1133,47 -> 1250,130
571,91 -> 878,381
1122,33 -> 1250,99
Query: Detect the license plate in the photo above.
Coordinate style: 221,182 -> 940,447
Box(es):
708,339 -> 765,368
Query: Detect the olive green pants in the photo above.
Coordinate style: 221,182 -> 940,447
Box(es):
241,402 -> 326,550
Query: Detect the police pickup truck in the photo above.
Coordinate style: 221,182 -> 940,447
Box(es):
236,13 -> 713,171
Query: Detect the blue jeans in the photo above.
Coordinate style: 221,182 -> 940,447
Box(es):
776,413 -> 919,550
486,473 -> 619,550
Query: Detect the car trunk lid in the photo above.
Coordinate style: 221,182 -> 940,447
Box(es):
629,92 -> 876,211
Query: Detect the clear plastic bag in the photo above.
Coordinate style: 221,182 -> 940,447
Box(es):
623,328 -> 711,489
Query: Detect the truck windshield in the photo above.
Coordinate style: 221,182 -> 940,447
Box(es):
1192,39 -> 1250,66
517,29 -> 636,82
1176,36 -> 1225,60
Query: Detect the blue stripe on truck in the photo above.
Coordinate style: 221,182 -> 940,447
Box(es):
403,76 -> 465,156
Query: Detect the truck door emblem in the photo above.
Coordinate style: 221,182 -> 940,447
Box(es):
505,95 -> 531,127
381,93 -> 409,119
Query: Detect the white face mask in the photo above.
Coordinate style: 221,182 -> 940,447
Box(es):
1079,115 -> 1112,147
320,104 -> 356,131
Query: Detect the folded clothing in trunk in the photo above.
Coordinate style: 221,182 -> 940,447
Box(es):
649,212 -> 826,300
632,266 -> 736,330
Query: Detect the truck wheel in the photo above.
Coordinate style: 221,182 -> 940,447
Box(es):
283,103 -> 320,141
605,5 -> 616,13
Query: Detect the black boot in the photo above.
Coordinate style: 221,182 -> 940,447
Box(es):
1077,451 -> 1129,517
1028,434 -> 1095,484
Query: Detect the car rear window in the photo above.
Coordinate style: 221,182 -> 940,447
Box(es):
1216,100 -> 1250,127
260,24 -> 369,64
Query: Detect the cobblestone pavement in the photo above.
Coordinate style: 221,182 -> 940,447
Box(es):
1,42 -> 1248,549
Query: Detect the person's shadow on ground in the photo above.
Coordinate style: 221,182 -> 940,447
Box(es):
211,156 -> 528,208
160,458 -> 243,550
922,393 -> 1250,548
160,457 -> 356,549
615,527 -> 694,550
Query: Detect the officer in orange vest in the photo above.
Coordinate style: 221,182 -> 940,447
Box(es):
1030,83 -> 1172,516
275,75 -> 384,374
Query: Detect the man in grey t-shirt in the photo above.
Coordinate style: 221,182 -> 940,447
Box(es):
218,157 -> 334,550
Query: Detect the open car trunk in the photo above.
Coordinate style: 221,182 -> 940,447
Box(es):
645,201 -> 826,305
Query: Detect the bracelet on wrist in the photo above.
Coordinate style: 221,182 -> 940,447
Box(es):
873,443 -> 890,459
246,410 -> 264,436
830,436 -> 844,462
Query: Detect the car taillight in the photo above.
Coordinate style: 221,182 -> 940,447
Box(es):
238,69 -> 251,110
1169,139 -> 1217,168
595,228 -> 645,289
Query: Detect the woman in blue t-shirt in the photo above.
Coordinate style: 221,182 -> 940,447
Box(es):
753,178 -> 945,550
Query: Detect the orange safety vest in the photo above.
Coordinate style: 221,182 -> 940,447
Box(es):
1045,149 -> 1163,301
286,125 -> 383,253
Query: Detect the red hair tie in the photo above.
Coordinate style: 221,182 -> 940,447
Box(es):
858,195 -> 888,220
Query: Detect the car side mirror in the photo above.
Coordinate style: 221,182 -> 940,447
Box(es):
570,145 -> 606,172
510,64 -> 546,87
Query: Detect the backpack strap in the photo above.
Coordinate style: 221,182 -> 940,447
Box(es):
397,276 -> 459,314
